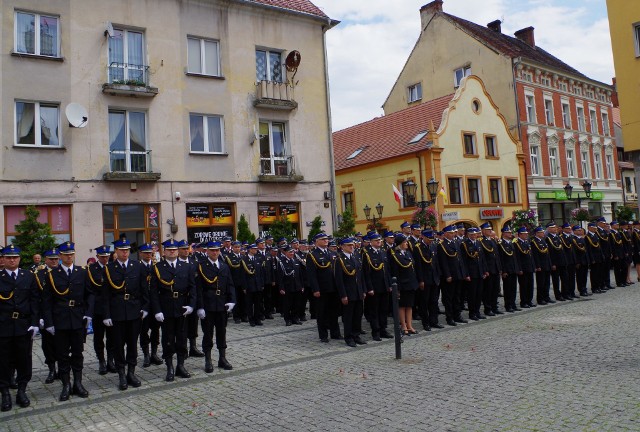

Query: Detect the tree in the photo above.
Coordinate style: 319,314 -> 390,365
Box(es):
236,214 -> 256,244
268,214 -> 295,242
13,205 -> 57,268
615,205 -> 635,222
307,215 -> 324,243
334,209 -> 356,238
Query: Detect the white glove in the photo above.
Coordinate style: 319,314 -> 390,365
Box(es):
155,312 -> 164,323
46,326 -> 55,335
103,319 -> 113,327
225,302 -> 235,312
197,309 -> 206,319
83,316 -> 92,329
28,326 -> 39,339
182,306 -> 193,316
141,310 -> 148,320
39,318 -> 45,329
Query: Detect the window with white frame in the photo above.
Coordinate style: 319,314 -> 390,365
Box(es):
559,82 -> 568,92
530,145 -> 540,176
561,102 -> 571,129
541,77 -> 551,87
15,101 -> 60,147
566,149 -> 576,178
108,110 -> 148,173
601,112 -> 610,136
522,72 -> 533,82
576,106 -> 586,132
108,28 -> 146,85
259,121 -> 289,175
15,11 -> 59,57
454,65 -> 471,88
525,93 -> 536,123
549,147 -> 559,177
635,24 -> 640,57
187,37 -> 220,76
408,83 -> 422,103
256,49 -> 283,83
606,154 -> 614,179
581,150 -> 590,178
544,98 -> 554,125
589,109 -> 598,134
586,90 -> 594,99
189,114 -> 224,154
594,152 -> 602,179
573,86 -> 583,96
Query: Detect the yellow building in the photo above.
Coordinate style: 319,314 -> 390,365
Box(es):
334,76 -> 527,232
607,0 -> 640,152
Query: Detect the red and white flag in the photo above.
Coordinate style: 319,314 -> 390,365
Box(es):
392,184 -> 403,204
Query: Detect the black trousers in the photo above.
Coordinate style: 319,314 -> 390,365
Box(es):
518,272 -> 534,306
93,313 -> 114,360
282,290 -> 303,323
576,264 -> 588,293
304,288 -> 316,318
482,273 -> 501,312
603,258 -> 612,288
201,311 -> 227,351
365,290 -> 390,333
246,290 -> 264,324
502,273 -> 518,309
315,291 -> 341,339
590,263 -> 603,292
613,258 -> 626,285
41,328 -> 56,366
550,267 -> 567,300
160,315 -> 187,359
139,314 -> 160,350
186,312 -> 199,339
441,279 -> 461,320
466,278 -> 483,317
535,270 -> 550,303
0,334 -> 32,388
55,328 -> 85,374
112,319 -> 141,369
263,283 -> 276,315
564,265 -> 576,297
341,299 -> 363,341
232,286 -> 247,320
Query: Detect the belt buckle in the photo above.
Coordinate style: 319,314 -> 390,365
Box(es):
11,312 -> 19,319
69,300 -> 75,307
215,289 -> 221,296
124,293 -> 130,300
172,292 -> 179,299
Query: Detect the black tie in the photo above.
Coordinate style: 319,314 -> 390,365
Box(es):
67,268 -> 72,277
13,272 -> 17,280
122,263 -> 126,271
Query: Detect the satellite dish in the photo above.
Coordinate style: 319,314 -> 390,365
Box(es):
66,103 -> 88,128
104,22 -> 114,38
285,51 -> 301,72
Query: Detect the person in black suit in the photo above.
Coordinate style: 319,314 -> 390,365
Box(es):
514,227 -> 535,308
242,243 -> 265,327
437,225 -> 468,326
480,223 -> 502,316
307,232 -> 341,343
101,238 -> 150,391
572,225 -> 590,296
177,240 -> 203,359
531,227 -> 551,306
460,228 -> 488,321
138,243 -> 162,368
560,223 -> 578,299
278,245 -> 304,326
42,242 -> 94,401
0,245 -> 39,412
34,248 -> 60,384
362,233 -> 392,339
196,241 -> 235,372
388,234 -> 419,335
586,222 -> 605,294
334,238 -> 366,347
414,229 -> 442,330
88,245 -> 117,375
497,226 -> 520,312
546,222 -> 568,302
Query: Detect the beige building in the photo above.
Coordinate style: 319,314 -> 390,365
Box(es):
1,0 -> 337,260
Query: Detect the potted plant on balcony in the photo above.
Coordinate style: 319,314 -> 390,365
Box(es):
511,208 -> 537,232
570,207 -> 591,223
412,207 -> 438,229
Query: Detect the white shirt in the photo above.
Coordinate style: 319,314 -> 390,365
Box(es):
208,258 -> 219,268
166,258 -> 178,268
61,264 -> 74,274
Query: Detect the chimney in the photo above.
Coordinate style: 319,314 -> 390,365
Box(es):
487,19 -> 501,33
611,77 -> 619,108
514,26 -> 535,47
420,0 -> 443,29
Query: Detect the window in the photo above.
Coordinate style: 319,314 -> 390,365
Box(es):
566,149 -> 576,178
259,121 -> 289,175
489,178 -> 501,203
408,83 -> 422,103
15,101 -> 60,147
541,77 -> 551,87
15,11 -> 59,57
108,110 -> 148,173
5,205 -> 71,245
625,176 -> 633,193
448,177 -> 462,204
573,86 -> 583,96
506,179 -> 518,203
594,152 -> 602,179
467,178 -> 481,204
549,147 -> 559,177
576,106 -> 585,132
463,133 -> 476,155
454,66 -> 471,88
589,109 -> 598,134
189,114 -> 224,153
103,204 -> 161,258
586,90 -> 594,99
634,24 -> 640,56
581,150 -> 590,178
400,181 -> 416,208
256,49 -> 283,83
562,102 -> 571,129
108,29 -> 146,85
602,112 -> 610,136
530,145 -> 540,176
559,82 -> 568,92
606,154 -> 614,179
408,131 -> 427,144
544,98 -> 554,125
187,37 -> 220,76
346,147 -> 366,160
485,135 -> 497,158
525,94 -> 536,123
258,203 -> 300,238
522,72 -> 533,82
342,192 -> 354,214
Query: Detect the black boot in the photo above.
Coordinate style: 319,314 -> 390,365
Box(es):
16,383 -> 30,408
1,388 -> 11,412
71,370 -> 89,398
59,373 -> 71,401
189,338 -> 204,358
165,358 -> 175,382
204,350 -> 214,373
117,368 -> 128,391
97,353 -> 108,375
107,353 -> 117,373
218,349 -> 233,370
126,365 -> 141,388
142,346 -> 151,368
175,356 -> 191,378
45,364 -> 58,383
150,346 -> 163,365
9,372 -> 17,390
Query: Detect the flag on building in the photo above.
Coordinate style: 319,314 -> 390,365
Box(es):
392,184 -> 403,205
438,186 -> 447,204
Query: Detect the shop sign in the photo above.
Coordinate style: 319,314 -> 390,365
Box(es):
479,207 -> 504,219
441,211 -> 459,221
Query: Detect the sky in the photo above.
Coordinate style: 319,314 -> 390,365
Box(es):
310,0 -> 615,131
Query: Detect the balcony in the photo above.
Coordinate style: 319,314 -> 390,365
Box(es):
253,81 -> 297,110
102,63 -> 158,97
258,154 -> 303,183
103,150 -> 160,181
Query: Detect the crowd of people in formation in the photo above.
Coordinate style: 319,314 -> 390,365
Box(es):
1,214 -> 638,411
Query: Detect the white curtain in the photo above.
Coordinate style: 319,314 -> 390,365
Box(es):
207,117 -> 222,153
190,115 -> 204,152
16,12 -> 34,54
108,112 -> 125,151
39,105 -> 59,146
16,102 -> 35,144
128,112 -> 146,152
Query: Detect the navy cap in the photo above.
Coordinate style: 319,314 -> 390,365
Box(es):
95,245 -> 111,256
283,245 -> 293,252
467,227 -> 480,234
561,222 -> 572,229
610,220 -> 619,226
113,239 -> 131,249
340,237 -> 355,246
313,232 -> 328,241
572,225 -> 582,231
517,227 -> 528,234
279,242 -> 289,249
384,231 -> 395,238
231,240 -> 242,246
457,224 -> 465,230
411,224 -> 421,230
421,229 -> 434,239
443,225 -> 456,233
534,226 -> 545,233
545,221 -> 556,228
256,238 -> 265,244
290,238 -> 299,244
265,235 -> 273,240
43,248 -> 59,258
480,222 -> 492,230
177,239 -> 190,248
369,233 -> 382,241
162,239 -> 179,249
248,243 -> 257,249
634,221 -> 640,226
2,244 -> 20,256
587,222 -> 597,227
223,236 -> 232,242
300,239 -> 308,245
597,217 -> 606,223
328,240 -> 337,247
400,221 -> 410,229
501,226 -> 512,233
394,234 -> 407,246
205,241 -> 221,249
58,242 -> 76,254
138,243 -> 153,253
354,232 -> 363,237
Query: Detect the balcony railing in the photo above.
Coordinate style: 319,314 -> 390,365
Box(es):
102,62 -> 158,97
258,154 -> 303,182
103,149 -> 160,181
254,80 -> 297,110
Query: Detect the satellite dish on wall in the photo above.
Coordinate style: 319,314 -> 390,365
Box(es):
66,103 -> 89,128
285,51 -> 301,72
104,22 -> 114,38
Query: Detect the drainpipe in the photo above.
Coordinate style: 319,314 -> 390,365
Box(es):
322,21 -> 338,232
512,56 -> 531,208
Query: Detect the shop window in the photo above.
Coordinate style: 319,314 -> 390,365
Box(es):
258,203 -> 300,238
5,205 -> 71,245
186,204 -> 235,243
102,204 -> 160,259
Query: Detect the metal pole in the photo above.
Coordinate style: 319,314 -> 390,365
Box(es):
390,276 -> 402,359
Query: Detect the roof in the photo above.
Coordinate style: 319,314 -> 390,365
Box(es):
243,0 -> 328,19
333,94 -> 454,171
612,107 -> 621,126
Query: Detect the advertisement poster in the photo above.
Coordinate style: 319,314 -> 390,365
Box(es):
258,204 -> 278,223
186,205 -> 211,227
188,227 -> 234,243
211,206 -> 234,226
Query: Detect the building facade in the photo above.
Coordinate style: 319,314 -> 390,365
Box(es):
1,0 -> 337,261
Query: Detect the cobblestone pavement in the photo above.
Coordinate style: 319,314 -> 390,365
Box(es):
4,272 -> 640,431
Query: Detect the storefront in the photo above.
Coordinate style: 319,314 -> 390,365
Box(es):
535,190 -> 604,225
186,203 -> 235,243
5,205 -> 72,245
258,202 -> 300,238
103,204 -> 161,258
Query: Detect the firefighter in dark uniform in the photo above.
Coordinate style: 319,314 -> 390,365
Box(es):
138,243 -> 162,368
0,245 -> 39,412
34,248 -> 60,383
264,246 -> 279,320
277,245 -> 304,326
437,225 -> 468,326
42,242 -> 94,401
560,223 -> 578,299
531,226 -> 551,305
196,241 -> 235,372
479,222 -> 502,316
101,238 -> 150,391
546,222 -> 568,302
334,238 -> 366,347
242,243 -> 265,327
225,241 -> 247,324
294,239 -> 311,321
177,240 -> 203,358
307,232 -> 341,343
586,222 -> 605,294
87,245 -> 116,375
514,227 -> 536,308
596,217 -> 612,290
609,221 -> 626,287
414,229 -> 442,330
150,239 -> 196,381
362,233 -> 393,339
498,226 -> 520,312
572,225 -> 590,296
460,227 -> 487,321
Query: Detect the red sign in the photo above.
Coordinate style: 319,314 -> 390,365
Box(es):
479,207 -> 504,219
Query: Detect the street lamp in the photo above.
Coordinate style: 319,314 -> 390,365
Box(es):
564,181 -> 592,207
363,202 -> 384,232
405,178 -> 440,228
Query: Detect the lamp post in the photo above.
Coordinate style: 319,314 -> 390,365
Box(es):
404,178 -> 440,228
363,202 -> 384,232
564,181 -> 593,207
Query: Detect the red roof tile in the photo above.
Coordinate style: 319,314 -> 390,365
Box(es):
333,94 -> 454,171
244,0 -> 328,19
612,107 -> 621,126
